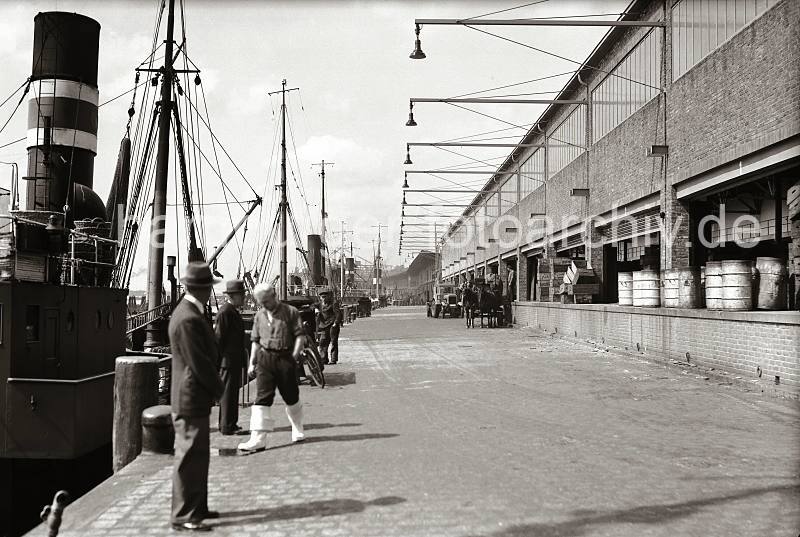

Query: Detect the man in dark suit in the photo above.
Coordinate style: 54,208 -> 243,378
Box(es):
169,262 -> 224,532
214,280 -> 247,435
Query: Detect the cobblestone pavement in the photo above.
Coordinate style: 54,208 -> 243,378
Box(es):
30,307 -> 799,536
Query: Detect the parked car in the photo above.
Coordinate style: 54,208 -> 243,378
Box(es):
434,284 -> 461,318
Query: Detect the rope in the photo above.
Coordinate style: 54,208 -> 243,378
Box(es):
0,79 -> 29,110
0,81 -> 30,137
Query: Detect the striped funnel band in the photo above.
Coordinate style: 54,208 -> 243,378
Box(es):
27,79 -> 98,154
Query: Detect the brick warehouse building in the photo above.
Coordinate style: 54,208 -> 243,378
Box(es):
407,250 -> 437,304
438,0 -> 800,389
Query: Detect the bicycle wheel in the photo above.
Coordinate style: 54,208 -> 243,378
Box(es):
303,347 -> 325,388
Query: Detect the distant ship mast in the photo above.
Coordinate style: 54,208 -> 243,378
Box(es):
268,80 -> 299,300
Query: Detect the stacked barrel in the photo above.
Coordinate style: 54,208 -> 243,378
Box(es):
662,268 -> 702,308
618,258 -> 788,311
632,269 -> 660,307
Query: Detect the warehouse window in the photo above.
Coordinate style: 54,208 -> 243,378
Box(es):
485,192 -> 500,219
672,0 -> 779,80
592,28 -> 661,142
548,107 -> 585,179
520,149 -> 545,199
499,175 -> 517,214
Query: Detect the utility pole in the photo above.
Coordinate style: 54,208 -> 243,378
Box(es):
268,80 -> 299,300
371,223 -> 388,299
434,221 -> 440,288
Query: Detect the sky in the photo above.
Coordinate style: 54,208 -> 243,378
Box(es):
0,0 -> 627,291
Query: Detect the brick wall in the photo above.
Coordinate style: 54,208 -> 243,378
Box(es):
518,251 -> 529,301
589,97 -> 665,214
667,0 -> 800,185
514,301 -> 800,391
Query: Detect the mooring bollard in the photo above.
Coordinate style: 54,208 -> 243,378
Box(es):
142,405 -> 175,454
40,490 -> 69,537
113,355 -> 159,472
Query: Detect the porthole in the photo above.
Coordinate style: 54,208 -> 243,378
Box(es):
107,310 -> 115,329
66,311 -> 75,332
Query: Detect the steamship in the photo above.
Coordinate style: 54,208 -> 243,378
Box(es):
0,12 -> 128,536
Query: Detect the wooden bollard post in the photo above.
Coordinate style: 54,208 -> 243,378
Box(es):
113,356 -> 159,473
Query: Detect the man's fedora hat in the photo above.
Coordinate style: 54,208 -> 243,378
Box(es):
224,279 -> 245,294
180,261 -> 221,287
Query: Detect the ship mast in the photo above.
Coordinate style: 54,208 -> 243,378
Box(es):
312,160 -> 334,286
144,0 -> 176,347
280,79 -> 287,301
268,80 -> 299,300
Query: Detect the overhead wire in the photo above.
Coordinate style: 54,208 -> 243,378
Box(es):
452,70 -> 575,99
461,0 -> 550,21
463,25 -> 662,91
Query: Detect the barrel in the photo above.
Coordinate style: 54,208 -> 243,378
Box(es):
720,260 -> 754,310
662,268 -> 701,308
632,270 -> 660,307
755,257 -> 787,310
618,272 -> 633,306
705,261 -> 723,309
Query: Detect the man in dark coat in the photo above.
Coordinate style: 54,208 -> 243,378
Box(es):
214,280 -> 247,435
169,262 -> 224,532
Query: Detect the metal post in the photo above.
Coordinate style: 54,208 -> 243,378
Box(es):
144,0 -> 175,347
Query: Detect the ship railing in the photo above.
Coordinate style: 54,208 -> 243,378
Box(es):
64,230 -> 118,286
126,303 -> 172,335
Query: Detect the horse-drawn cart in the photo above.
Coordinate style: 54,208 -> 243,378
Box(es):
462,277 -> 504,328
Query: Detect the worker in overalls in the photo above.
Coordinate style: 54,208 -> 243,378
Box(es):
237,282 -> 306,452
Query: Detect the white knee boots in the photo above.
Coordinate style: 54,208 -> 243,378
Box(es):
285,402 -> 305,443
237,405 -> 274,452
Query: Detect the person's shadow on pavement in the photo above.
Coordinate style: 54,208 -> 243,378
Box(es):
211,496 -> 406,527
267,432 -> 399,451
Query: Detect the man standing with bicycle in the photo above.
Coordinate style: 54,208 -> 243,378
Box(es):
316,288 -> 342,365
238,283 -> 306,453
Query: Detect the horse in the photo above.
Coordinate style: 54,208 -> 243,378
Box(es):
476,283 -> 501,328
461,283 -> 478,328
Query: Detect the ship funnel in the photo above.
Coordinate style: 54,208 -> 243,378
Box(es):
25,12 -> 103,223
106,137 -> 132,241
307,234 -> 323,286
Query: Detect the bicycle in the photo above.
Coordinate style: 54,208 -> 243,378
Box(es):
298,324 -> 325,388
